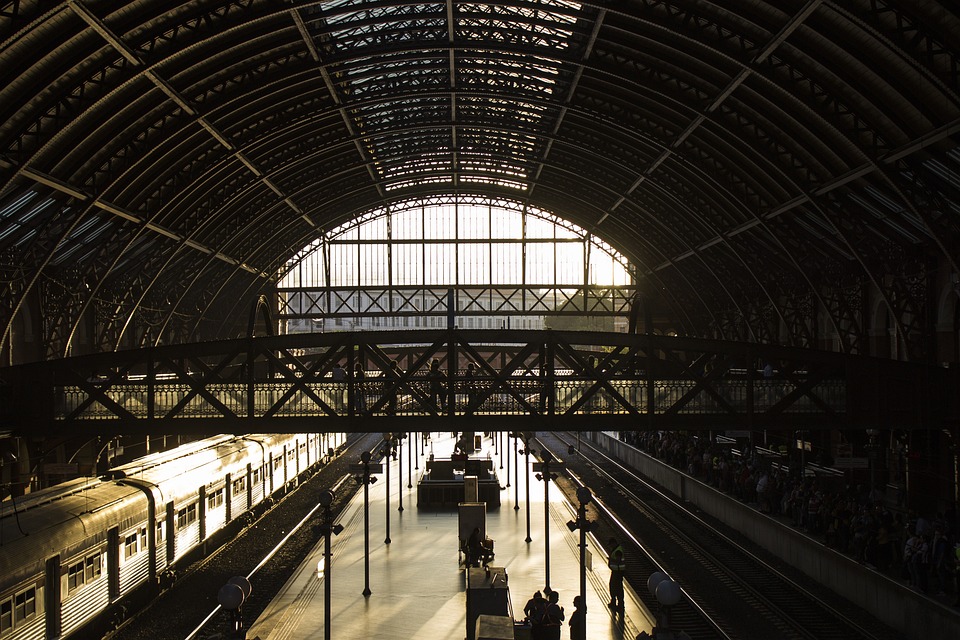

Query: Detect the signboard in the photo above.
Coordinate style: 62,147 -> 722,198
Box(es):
348,463 -> 383,474
832,457 -> 868,469
532,462 -> 564,472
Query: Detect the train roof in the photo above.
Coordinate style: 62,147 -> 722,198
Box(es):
1,482 -> 145,586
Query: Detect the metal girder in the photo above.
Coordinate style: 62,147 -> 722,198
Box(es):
2,1 -> 959,364
1,329 -> 949,436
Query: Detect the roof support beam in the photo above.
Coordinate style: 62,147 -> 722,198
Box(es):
67,0 -> 314,231
290,7 -> 386,199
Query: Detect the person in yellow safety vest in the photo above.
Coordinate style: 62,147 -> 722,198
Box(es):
607,538 -> 626,611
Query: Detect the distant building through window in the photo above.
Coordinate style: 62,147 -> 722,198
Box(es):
278,196 -> 634,333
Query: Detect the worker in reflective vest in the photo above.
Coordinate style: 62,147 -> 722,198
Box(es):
607,538 -> 626,611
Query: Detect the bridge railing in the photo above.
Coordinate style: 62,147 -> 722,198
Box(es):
7,328 -> 947,433
53,376 -> 847,420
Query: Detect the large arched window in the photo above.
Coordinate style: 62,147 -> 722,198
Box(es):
277,196 -> 634,332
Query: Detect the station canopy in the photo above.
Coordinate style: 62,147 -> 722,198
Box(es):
0,1 -> 958,359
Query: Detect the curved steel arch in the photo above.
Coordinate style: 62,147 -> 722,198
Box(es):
1,0 -> 958,363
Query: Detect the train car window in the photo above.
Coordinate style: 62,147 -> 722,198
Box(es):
139,527 -> 147,549
1,597 -> 11,632
252,468 -> 261,484
124,533 -> 138,560
67,560 -> 85,593
177,503 -> 198,529
207,489 -> 224,509
232,477 -> 246,494
156,522 -> 164,543
84,554 -> 102,583
273,458 -> 283,471
67,553 -> 102,594
287,449 -> 295,461
13,587 -> 36,625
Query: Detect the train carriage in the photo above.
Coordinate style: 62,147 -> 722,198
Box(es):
1,432 -> 345,640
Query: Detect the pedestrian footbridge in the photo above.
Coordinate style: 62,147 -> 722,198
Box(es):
0,330 -> 946,436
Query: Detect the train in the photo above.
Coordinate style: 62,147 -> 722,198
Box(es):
0,432 -> 346,640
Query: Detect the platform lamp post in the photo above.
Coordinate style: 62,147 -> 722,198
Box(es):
639,573 -> 686,640
351,451 -> 381,597
318,489 -> 343,640
566,486 -> 594,624
505,431 -> 511,488
217,575 -> 251,639
408,431 -> 414,488
381,434 -> 397,543
514,432 -> 519,506
397,433 -> 405,511
518,432 -> 535,542
534,449 -> 559,591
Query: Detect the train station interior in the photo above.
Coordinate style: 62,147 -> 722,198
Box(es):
2,2 -> 960,639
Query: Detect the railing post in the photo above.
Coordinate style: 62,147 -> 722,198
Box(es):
147,352 -> 155,421
246,339 -> 256,420
646,333 -> 655,425
448,328 -> 457,417
746,346 -> 755,431
546,336 -> 555,417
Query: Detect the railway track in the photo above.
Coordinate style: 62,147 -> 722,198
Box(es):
536,432 -> 906,640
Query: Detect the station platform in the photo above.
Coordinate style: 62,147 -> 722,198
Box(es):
247,432 -> 654,640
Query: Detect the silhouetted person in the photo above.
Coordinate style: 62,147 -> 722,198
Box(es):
542,589 -> 565,640
353,363 -> 366,414
608,547 -> 626,611
428,358 -> 446,412
467,526 -> 491,566
568,595 -> 585,640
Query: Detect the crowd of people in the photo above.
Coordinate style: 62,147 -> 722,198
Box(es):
618,430 -> 960,605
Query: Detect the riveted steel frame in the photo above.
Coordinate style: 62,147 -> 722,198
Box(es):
1,329 -> 949,436
1,1 -> 959,364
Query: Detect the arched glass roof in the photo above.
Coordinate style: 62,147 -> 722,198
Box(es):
0,2 -> 957,360
280,196 -> 631,288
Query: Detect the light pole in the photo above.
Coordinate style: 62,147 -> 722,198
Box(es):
397,433 -> 404,511
514,432 -> 519,507
408,431 -> 413,488
566,485 -> 594,629
639,573 -> 684,640
217,575 -> 251,639
351,451 -> 380,597
505,431 -> 511,487
318,489 -> 343,640
518,432 -> 534,542
535,449 -> 558,591
381,434 -> 395,543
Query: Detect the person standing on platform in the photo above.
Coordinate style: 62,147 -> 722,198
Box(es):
608,546 -> 626,611
542,589 -> 565,640
568,595 -> 585,640
524,590 -> 546,638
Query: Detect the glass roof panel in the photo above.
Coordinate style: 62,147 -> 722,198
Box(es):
310,0 -> 586,191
